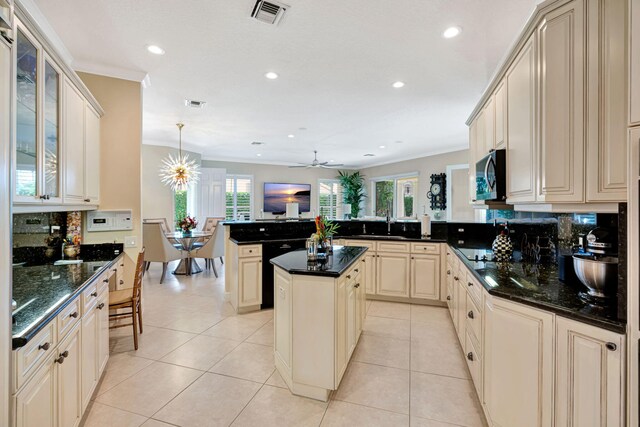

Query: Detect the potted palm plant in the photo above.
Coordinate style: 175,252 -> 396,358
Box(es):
338,171 -> 366,219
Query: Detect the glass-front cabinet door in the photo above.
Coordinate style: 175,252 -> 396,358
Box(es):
43,57 -> 61,201
15,27 -> 38,201
14,21 -> 62,203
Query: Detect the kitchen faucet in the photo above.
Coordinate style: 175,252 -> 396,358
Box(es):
386,208 -> 392,235
362,223 -> 367,235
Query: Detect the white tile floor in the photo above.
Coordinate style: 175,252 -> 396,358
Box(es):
81,260 -> 486,427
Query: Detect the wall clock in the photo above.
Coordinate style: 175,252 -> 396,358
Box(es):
427,173 -> 446,211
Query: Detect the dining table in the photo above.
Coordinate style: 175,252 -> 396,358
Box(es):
166,230 -> 212,275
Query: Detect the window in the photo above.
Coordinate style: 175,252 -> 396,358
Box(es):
318,180 -> 343,219
226,175 -> 253,220
174,190 -> 187,226
371,174 -> 419,218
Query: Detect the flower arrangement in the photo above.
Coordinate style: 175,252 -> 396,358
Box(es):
177,216 -> 198,233
63,235 -> 81,246
313,215 -> 339,247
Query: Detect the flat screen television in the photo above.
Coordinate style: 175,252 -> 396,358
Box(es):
263,183 -> 311,214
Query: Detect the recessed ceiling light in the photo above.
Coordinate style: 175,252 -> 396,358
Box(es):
146,45 -> 165,55
265,72 -> 279,80
379,145 -> 386,149
443,26 -> 462,39
256,153 -> 262,157
392,81 -> 405,88
329,159 -> 334,162
288,134 -> 295,138
364,153 -> 375,157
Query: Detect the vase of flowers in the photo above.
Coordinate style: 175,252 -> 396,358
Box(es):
313,215 -> 339,254
178,216 -> 198,236
63,235 -> 81,258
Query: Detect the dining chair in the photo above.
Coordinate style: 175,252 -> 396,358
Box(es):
142,222 -> 188,283
109,249 -> 145,350
190,225 -> 225,277
143,217 -> 173,233
202,216 -> 225,232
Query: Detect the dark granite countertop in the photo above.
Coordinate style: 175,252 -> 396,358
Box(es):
230,235 -> 446,245
270,246 -> 368,278
452,248 -> 625,334
12,254 -> 121,349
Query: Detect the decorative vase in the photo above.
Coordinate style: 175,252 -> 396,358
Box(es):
181,229 -> 192,237
64,245 -> 80,259
45,247 -> 56,259
492,232 -> 513,262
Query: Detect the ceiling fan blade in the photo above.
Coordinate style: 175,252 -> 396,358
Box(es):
288,165 -> 309,168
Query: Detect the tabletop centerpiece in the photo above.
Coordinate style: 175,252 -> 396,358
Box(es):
312,215 -> 339,257
177,215 -> 198,236
62,235 -> 81,258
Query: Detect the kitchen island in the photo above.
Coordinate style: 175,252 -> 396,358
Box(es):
270,246 -> 367,401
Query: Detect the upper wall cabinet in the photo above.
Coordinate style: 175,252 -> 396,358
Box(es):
631,0 -> 640,127
537,0 -> 585,203
13,17 -> 102,210
14,23 -> 62,204
467,0 -> 628,208
506,34 -> 537,204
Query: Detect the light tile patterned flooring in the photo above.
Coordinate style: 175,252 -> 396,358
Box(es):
81,260 -> 486,427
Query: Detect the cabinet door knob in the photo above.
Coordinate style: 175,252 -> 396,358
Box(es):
97,303 -> 105,310
249,250 -> 252,253
446,296 -> 451,301
346,275 -> 351,279
467,282 -> 473,287
103,278 -> 109,283
454,276 -> 459,281
467,311 -> 474,319
606,342 -> 617,351
354,269 -> 359,273
120,280 -> 125,285
467,352 -> 474,361
61,350 -> 69,358
91,292 -> 98,297
355,283 -> 360,288
84,198 -> 91,202
112,268 -> 118,272
55,355 -> 65,364
69,311 -> 78,319
447,270 -> 451,275
38,342 -> 50,351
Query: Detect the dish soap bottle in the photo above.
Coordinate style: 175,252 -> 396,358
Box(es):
492,223 -> 513,262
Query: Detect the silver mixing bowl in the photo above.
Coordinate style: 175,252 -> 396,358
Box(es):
572,254 -> 618,298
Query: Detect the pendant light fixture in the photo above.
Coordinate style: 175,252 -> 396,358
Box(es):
159,122 -> 200,191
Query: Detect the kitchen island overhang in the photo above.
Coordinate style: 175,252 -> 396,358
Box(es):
270,246 -> 368,401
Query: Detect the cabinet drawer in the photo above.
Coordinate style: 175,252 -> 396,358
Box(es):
14,321 -> 56,391
465,292 -> 482,347
57,297 -> 81,339
98,270 -> 112,294
343,240 -> 376,250
376,241 -> 410,253
81,281 -> 99,313
239,245 -> 262,257
465,331 -> 482,398
411,243 -> 440,254
465,272 -> 482,306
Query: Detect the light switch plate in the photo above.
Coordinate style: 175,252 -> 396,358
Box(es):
125,236 -> 137,248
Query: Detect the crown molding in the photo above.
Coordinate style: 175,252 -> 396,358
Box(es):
73,59 -> 149,85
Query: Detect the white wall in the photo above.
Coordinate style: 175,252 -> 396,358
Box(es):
359,149 -> 472,219
201,158 -> 352,219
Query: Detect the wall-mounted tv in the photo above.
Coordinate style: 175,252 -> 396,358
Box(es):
263,183 -> 311,214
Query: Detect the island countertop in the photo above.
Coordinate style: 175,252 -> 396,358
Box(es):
270,246 -> 368,277
12,255 -> 121,349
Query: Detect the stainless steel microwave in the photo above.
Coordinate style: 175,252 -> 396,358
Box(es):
475,149 -> 506,201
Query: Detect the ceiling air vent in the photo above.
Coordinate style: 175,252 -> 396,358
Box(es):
185,99 -> 207,109
251,141 -> 266,146
251,0 -> 289,25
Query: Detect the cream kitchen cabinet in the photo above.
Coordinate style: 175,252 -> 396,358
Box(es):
506,33 -> 537,204
238,256 -> 262,308
57,324 -> 82,427
482,97 -> 495,156
80,302 -> 98,410
62,78 -> 85,204
484,295 -> 554,427
14,355 -> 56,427
410,254 -> 440,300
630,0 -> 640,127
536,0 -> 586,203
96,291 -> 109,374
84,103 -> 100,204
555,317 -> 625,427
376,252 -> 410,297
585,0 -> 628,202
362,252 -> 376,295
494,80 -> 506,150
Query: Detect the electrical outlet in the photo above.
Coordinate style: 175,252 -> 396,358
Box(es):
124,236 -> 137,248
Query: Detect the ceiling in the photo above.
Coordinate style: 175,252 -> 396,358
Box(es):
32,0 -> 538,168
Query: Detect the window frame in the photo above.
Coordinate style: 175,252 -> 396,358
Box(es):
370,172 -> 420,219
226,174 -> 254,220
317,179 -> 343,220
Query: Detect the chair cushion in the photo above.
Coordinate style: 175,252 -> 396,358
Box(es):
109,289 -> 133,305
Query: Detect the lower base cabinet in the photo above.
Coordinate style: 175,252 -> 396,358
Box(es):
555,317 -> 625,427
376,252 -> 410,297
57,325 -> 82,427
14,356 -> 56,427
410,254 -> 440,299
483,295 -> 554,427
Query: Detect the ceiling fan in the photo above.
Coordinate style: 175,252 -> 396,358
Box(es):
289,150 -> 344,168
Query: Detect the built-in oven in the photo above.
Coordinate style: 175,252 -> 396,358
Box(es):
475,149 -> 506,202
